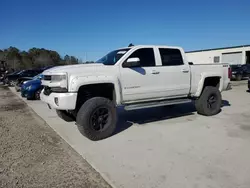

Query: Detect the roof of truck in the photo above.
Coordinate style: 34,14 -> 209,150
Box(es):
118,45 -> 181,50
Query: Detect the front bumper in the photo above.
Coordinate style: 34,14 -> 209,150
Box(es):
40,89 -> 77,110
21,87 -> 28,97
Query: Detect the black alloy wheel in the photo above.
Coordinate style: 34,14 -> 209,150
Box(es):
35,89 -> 41,100
207,94 -> 217,110
90,107 -> 110,132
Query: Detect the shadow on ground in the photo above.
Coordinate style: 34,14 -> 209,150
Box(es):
114,100 -> 231,135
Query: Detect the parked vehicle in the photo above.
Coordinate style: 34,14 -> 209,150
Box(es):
15,66 -> 55,90
15,74 -> 43,92
21,74 -> 44,100
2,70 -> 20,84
7,66 -> 55,87
231,64 -> 250,81
40,45 -> 231,141
15,76 -> 34,91
5,69 -> 42,86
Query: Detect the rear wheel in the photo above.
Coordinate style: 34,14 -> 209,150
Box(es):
236,74 -> 242,81
76,97 -> 117,141
195,86 -> 222,116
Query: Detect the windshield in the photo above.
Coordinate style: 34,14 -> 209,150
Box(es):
8,70 -> 21,75
96,48 -> 130,65
16,70 -> 25,75
33,74 -> 43,80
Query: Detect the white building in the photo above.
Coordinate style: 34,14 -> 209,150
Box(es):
186,45 -> 250,65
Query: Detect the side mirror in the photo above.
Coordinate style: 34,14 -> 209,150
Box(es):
123,57 -> 140,68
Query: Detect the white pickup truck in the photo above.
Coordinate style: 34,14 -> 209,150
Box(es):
41,45 -> 231,140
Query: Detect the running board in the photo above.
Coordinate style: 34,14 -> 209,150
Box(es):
124,98 -> 192,111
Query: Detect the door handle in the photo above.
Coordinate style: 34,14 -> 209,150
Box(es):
151,70 -> 160,74
181,69 -> 189,73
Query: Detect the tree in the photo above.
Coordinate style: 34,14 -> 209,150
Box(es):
70,56 -> 78,64
0,46 -> 79,70
64,55 -> 71,64
6,46 -> 21,70
20,51 -> 33,69
49,50 -> 61,64
28,47 -> 40,64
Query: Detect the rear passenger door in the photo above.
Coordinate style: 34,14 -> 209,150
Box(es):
120,47 -> 163,102
156,48 -> 191,98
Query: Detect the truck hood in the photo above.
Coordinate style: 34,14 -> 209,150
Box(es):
42,63 -> 117,76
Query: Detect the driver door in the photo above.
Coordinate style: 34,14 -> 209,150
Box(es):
120,48 -> 163,102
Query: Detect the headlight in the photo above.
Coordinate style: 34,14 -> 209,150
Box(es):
50,73 -> 68,89
51,75 -> 67,82
26,85 -> 32,90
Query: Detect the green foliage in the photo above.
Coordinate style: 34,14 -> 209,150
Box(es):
0,46 -> 80,71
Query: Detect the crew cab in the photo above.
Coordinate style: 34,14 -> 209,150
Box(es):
40,45 -> 231,141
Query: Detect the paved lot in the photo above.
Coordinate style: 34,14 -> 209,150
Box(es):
0,85 -> 111,188
10,84 -> 250,188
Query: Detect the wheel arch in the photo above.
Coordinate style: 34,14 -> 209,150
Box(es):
70,76 -> 122,105
75,82 -> 120,113
195,74 -> 221,97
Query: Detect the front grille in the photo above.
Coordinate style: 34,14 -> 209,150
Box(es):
43,86 -> 67,96
43,86 -> 52,96
43,75 -> 52,81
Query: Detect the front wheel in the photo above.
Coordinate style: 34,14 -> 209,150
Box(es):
34,89 -> 42,100
76,97 -> 117,141
195,86 -> 222,116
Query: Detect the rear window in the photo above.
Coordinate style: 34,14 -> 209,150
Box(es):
159,48 -> 184,66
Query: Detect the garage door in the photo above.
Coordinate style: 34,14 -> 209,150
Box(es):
222,52 -> 242,65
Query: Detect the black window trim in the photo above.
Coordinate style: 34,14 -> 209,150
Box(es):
122,47 -> 156,68
158,48 -> 184,66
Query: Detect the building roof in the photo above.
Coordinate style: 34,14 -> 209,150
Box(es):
186,44 -> 250,53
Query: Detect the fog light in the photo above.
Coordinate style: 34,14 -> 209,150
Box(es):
54,97 -> 59,106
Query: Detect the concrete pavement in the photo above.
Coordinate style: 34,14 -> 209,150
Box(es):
10,85 -> 250,188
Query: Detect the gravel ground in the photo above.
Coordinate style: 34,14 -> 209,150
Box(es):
0,85 -> 111,188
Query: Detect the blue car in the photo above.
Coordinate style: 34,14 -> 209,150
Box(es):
21,74 -> 44,100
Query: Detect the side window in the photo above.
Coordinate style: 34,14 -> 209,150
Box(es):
159,48 -> 184,66
26,70 -> 32,75
128,48 -> 155,67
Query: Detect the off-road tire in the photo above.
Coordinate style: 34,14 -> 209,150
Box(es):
76,97 -> 117,141
56,110 -> 75,122
34,89 -> 42,100
195,86 -> 222,116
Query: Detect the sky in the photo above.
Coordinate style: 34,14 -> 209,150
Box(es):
0,0 -> 250,61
